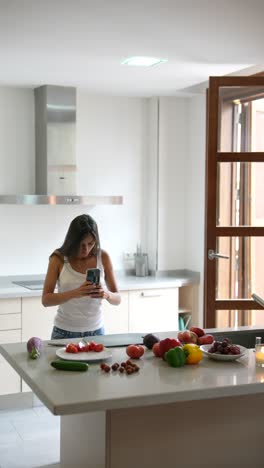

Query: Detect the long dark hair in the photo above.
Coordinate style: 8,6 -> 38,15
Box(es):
57,214 -> 100,258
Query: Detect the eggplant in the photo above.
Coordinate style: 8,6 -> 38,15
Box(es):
27,336 -> 43,359
143,333 -> 160,350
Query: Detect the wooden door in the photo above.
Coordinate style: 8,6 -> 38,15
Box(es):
205,76 -> 264,328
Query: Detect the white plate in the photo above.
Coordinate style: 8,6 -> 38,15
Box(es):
56,347 -> 112,362
200,344 -> 247,361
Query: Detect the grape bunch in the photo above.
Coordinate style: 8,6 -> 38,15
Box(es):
208,338 -> 240,355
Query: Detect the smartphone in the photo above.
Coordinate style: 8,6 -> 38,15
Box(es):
86,268 -> 100,285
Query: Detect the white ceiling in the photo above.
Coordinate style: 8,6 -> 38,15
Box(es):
1,0 -> 264,97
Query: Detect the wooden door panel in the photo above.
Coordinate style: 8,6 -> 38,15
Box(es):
205,76 -> 264,328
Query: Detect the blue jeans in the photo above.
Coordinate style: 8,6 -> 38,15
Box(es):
51,325 -> 105,340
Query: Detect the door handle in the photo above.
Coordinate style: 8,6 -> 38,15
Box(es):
208,249 -> 229,260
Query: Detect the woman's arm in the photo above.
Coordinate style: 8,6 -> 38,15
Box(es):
42,255 -> 95,307
92,250 -> 121,306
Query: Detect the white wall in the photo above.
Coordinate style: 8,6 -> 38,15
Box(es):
76,93 -> 148,269
143,97 -> 189,272
158,97 -> 188,270
143,98 -> 159,272
0,88 -> 148,275
185,95 -> 206,321
0,88 -> 35,194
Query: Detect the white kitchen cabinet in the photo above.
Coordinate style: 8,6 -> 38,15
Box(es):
0,361 -> 21,396
0,297 -> 22,396
0,298 -> 21,315
103,292 -> 129,334
0,313 -> 21,330
128,288 -> 179,333
0,330 -> 22,395
22,297 -> 57,392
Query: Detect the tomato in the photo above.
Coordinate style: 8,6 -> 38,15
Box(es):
89,341 -> 96,351
65,343 -> 78,354
126,345 -> 145,359
152,342 -> 162,357
94,343 -> 104,352
76,343 -> 86,352
83,344 -> 90,352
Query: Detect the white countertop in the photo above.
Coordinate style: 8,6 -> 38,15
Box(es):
1,333 -> 264,416
0,270 -> 199,299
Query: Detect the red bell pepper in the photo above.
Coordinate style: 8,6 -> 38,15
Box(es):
159,338 -> 182,359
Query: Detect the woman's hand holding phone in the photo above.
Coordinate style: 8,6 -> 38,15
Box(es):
73,281 -> 99,298
89,284 -> 110,300
72,268 -> 109,300
73,281 -> 108,300
80,267 -> 107,299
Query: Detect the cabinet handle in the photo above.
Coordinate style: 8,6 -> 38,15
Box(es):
141,292 -> 161,298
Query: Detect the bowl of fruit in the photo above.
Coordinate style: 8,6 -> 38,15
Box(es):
200,338 -> 247,361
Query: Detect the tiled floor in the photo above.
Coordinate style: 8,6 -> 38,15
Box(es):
0,406 -> 60,468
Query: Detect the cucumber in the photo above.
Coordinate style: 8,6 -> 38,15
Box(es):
51,360 -> 89,372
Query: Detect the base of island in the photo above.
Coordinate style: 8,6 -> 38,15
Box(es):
60,393 -> 264,468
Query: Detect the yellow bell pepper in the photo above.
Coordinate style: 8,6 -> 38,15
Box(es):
182,343 -> 203,365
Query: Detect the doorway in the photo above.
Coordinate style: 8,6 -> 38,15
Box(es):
204,76 -> 264,328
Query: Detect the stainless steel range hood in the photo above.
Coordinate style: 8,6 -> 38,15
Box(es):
0,85 -> 122,206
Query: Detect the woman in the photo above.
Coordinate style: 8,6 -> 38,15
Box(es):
42,214 -> 121,340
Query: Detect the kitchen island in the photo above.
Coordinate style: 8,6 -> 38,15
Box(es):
0,271 -> 200,399
1,333 -> 264,468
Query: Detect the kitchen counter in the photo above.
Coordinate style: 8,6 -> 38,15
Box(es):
0,336 -> 262,414
1,332 -> 264,467
0,269 -> 199,299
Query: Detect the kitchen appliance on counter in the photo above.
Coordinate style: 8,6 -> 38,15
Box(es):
134,245 -> 149,277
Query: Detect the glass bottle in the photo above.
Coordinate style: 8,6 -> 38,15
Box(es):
255,337 -> 264,367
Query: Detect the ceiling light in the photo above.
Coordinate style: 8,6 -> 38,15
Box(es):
121,56 -> 167,67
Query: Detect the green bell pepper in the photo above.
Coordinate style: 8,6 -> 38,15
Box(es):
165,347 -> 186,367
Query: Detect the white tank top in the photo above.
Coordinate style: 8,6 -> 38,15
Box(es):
54,254 -> 104,332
